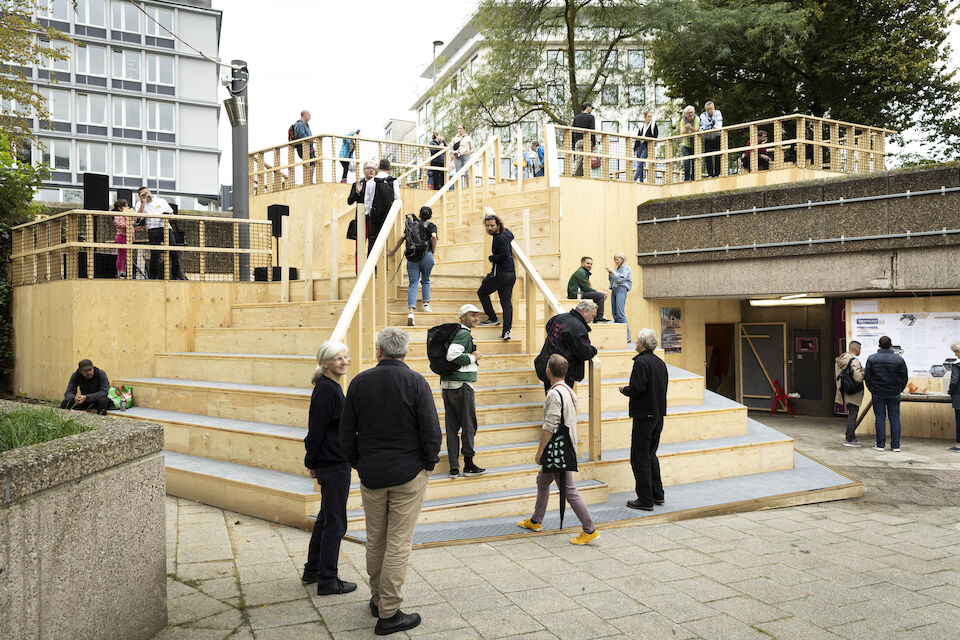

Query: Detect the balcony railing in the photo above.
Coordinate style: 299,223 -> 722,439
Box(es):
10,211 -> 273,286
553,114 -> 893,184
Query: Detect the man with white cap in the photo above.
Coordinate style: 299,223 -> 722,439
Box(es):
441,303 -> 486,477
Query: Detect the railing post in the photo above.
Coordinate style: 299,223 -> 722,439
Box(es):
482,148 -> 490,196
280,216 -> 290,302
719,129 -> 729,176
664,140 -> 674,184
233,221 -> 240,280
516,125 -> 524,193
773,119 -> 783,171
494,136 -> 503,183
162,218 -> 171,280
328,207 -> 338,301
693,133 -> 703,181
563,129 -> 572,176
84,214 -> 94,279
601,131 -> 610,181
198,220 -> 206,280
356,203 -> 367,276
588,357 -> 602,461
748,124 -> 759,173
456,178 -> 463,227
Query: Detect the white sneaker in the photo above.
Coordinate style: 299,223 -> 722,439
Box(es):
871,445 -> 884,451
423,303 -> 432,313
892,447 -> 901,452
407,312 -> 415,326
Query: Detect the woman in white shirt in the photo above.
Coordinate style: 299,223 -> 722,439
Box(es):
450,124 -> 475,188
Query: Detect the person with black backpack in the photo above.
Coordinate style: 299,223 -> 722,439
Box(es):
363,158 -> 401,255
387,206 -> 438,326
835,341 -> 865,447
427,304 -> 486,478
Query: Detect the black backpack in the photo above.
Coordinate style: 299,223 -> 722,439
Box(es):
427,323 -> 463,376
404,215 -> 429,262
837,359 -> 863,396
287,123 -> 297,141
371,176 -> 396,215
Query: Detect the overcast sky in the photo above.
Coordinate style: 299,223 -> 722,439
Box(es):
211,1 -> 959,185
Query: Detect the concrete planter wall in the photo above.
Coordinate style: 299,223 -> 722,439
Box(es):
0,401 -> 166,640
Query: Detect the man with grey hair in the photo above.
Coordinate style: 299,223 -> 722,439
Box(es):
677,105 -> 699,181
699,101 -> 723,177
340,327 -> 441,635
534,300 -> 599,393
292,109 -> 316,182
620,328 -> 668,511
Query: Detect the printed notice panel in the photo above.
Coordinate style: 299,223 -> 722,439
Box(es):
851,310 -> 960,377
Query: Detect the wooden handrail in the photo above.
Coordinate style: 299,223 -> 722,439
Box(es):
11,209 -> 270,230
249,132 -> 437,157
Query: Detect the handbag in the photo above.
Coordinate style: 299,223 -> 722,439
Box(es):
590,155 -> 601,169
107,384 -> 134,410
541,387 -> 578,474
346,218 -> 357,240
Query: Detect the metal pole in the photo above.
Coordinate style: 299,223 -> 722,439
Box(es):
226,59 -> 250,280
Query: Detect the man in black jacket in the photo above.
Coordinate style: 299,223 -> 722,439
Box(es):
620,329 -> 668,511
571,103 -> 596,177
864,335 -> 909,452
477,213 -> 516,341
534,300 -> 599,393
339,327 -> 441,636
60,359 -> 110,414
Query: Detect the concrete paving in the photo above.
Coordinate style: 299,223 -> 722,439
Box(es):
152,414 -> 960,640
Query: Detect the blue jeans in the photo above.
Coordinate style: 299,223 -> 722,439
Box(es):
611,286 -> 630,341
406,251 -> 434,308
872,395 -> 901,449
633,146 -> 649,182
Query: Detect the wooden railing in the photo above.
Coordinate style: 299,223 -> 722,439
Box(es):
249,132 -> 449,194
503,204 -> 602,462
9,211 -> 273,285
329,136 -> 504,367
553,114 -> 894,184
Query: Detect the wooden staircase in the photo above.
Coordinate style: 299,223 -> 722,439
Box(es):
115,182 -> 799,531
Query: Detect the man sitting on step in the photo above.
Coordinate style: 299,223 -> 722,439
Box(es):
441,304 -> 486,478
60,358 -> 111,415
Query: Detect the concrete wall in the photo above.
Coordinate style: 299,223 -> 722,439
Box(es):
0,404 -> 166,640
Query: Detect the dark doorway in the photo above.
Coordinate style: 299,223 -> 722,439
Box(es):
705,323 -> 735,399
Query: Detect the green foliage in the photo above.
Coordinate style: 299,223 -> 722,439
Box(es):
0,406 -> 93,453
0,1 -> 74,140
0,132 -> 47,379
647,0 -> 960,159
431,0 -> 648,133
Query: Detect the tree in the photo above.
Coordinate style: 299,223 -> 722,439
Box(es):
431,0 -> 649,133
646,0 -> 960,159
0,0 -> 73,140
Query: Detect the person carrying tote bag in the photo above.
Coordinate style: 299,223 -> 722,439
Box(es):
517,354 -> 599,544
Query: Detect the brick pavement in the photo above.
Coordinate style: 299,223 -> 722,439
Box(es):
152,415 -> 960,640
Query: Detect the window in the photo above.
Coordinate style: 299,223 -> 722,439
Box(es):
601,121 -> 620,133
113,97 -> 141,128
417,106 -> 425,124
41,138 -> 71,171
628,120 -> 642,135
628,50 -> 645,70
75,0 -> 106,26
0,97 -> 28,118
41,88 -> 71,121
77,93 -> 107,125
627,84 -> 645,106
601,84 -> 619,105
113,145 -> 141,177
113,49 -> 141,80
76,44 -> 106,76
574,49 -> 591,67
148,148 -> 175,180
146,54 -> 174,85
77,142 -> 107,173
519,87 -> 538,104
547,84 -> 563,104
145,6 -> 174,36
655,82 -> 667,105
602,50 -> 619,68
38,0 -> 68,20
40,39 -> 71,73
547,49 -> 565,66
424,100 -> 431,119
112,0 -> 140,32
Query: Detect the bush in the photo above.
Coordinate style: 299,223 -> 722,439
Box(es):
0,406 -> 94,453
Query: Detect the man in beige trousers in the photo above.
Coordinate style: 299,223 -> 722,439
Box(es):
340,327 -> 442,636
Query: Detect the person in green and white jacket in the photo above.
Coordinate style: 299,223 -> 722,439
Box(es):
441,304 -> 486,478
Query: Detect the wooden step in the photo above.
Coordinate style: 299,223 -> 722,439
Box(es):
231,301 -> 346,328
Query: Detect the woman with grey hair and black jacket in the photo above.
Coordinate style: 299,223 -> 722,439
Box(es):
607,253 -> 633,343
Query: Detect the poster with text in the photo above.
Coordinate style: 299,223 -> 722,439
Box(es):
660,307 -> 682,353
851,311 -> 960,378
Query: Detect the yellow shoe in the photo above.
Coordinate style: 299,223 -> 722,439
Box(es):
517,517 -> 542,532
570,529 -> 599,545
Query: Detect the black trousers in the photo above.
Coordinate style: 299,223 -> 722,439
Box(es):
304,461 -> 351,583
704,136 -> 721,177
477,271 -> 516,332
580,291 -> 606,320
845,403 -> 860,441
340,161 -> 350,181
60,397 -> 110,415
147,227 -> 183,279
430,166 -> 445,189
630,417 -> 664,506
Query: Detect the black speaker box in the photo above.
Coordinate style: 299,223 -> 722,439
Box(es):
117,188 -> 133,206
78,251 -> 117,279
82,173 -> 110,211
272,266 -> 298,281
267,204 -> 289,238
253,267 -> 269,281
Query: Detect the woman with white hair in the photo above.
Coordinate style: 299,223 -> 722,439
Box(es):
949,341 -> 960,452
607,254 -> 633,342
302,341 -> 357,595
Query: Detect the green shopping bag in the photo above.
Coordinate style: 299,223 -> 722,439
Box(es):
107,384 -> 134,410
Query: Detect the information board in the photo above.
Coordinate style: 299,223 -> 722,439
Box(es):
851,310 -> 960,377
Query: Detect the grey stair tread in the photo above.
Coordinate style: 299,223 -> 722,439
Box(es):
164,451 -> 316,494
113,407 -> 304,439
347,479 -> 606,517
602,419 -> 790,459
586,389 -> 745,422
120,377 -> 310,396
344,462 -> 543,492
348,450 -> 854,544
159,352 -> 314,361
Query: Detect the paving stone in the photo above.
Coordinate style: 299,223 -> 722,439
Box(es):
695,561 -> 758,584
442,584 -> 512,613
730,577 -> 811,604
241,578 -> 311,607
641,592 -> 718,623
532,607 -> 619,640
707,595 -> 791,625
608,611 -> 696,639
177,543 -> 236,564
175,561 -> 235,582
462,603 -> 545,639
413,547 -> 469,571
550,570 -> 609,596
150,627 -> 233,640
778,596 -> 866,628
197,577 -> 240,601
505,587 -> 579,616
572,586 -> 650,619
166,591 -> 232,626
495,540 -> 556,561
481,567 -> 549,593
604,573 -> 677,599
757,616 -> 844,639
253,622 -> 332,640
669,576 -> 740,602
573,557 -> 641,580
850,581 -> 936,609
683,613 -> 773,640
236,561 -> 296,585
659,547 -> 720,566
188,607 -> 243,629
166,577 -> 197,600
248,599 -> 319,630
404,601 -> 472,636
419,566 -> 488,590
633,559 -> 699,582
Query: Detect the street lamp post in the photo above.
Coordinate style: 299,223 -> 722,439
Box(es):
432,39 -> 443,127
